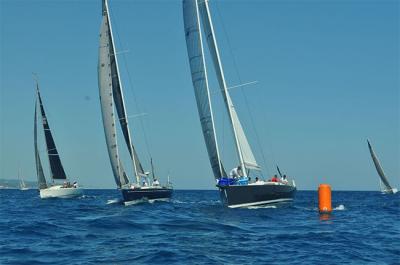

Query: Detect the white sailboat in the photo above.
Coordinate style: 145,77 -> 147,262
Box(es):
367,140 -> 397,194
183,0 -> 296,208
34,79 -> 83,199
18,169 -> 29,191
98,0 -> 172,204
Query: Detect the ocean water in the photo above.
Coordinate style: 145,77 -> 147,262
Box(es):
0,189 -> 399,265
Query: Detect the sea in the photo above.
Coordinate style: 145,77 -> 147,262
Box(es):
0,189 -> 399,265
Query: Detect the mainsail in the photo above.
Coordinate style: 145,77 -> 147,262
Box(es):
186,0 -> 260,175
98,0 -> 145,187
36,85 -> 67,180
183,0 -> 226,179
367,140 -> 393,192
34,99 -> 47,189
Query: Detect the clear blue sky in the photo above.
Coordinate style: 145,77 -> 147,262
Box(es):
0,0 -> 398,190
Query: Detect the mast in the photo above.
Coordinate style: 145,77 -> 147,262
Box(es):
103,0 -> 140,184
183,0 -> 226,179
198,0 -> 246,176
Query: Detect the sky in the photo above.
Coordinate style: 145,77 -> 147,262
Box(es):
0,0 -> 399,190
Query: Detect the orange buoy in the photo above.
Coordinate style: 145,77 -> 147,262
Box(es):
318,184 -> 332,213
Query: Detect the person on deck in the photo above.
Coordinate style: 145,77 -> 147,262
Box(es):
229,166 -> 243,179
73,181 -> 78,188
282,175 -> 288,184
153,179 -> 160,186
271,175 -> 279,182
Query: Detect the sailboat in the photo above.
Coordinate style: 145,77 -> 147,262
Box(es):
98,0 -> 172,204
183,0 -> 296,208
34,80 -> 83,199
367,140 -> 397,194
18,169 -> 29,191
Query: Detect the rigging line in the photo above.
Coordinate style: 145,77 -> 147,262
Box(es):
109,6 -> 153,161
214,1 -> 270,177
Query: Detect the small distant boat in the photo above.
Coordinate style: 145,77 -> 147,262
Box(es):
98,0 -> 172,204
367,140 -> 397,194
34,79 -> 83,199
183,0 -> 296,208
18,169 -> 29,191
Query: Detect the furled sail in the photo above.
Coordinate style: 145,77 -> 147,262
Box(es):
36,86 -> 67,180
183,0 -> 226,179
197,0 -> 260,171
367,140 -> 393,192
34,98 -> 47,189
98,9 -> 129,187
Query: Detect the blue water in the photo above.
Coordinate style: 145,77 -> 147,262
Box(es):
0,190 -> 399,265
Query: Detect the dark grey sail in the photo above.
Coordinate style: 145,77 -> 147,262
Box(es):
367,140 -> 393,192
37,86 -> 67,180
34,99 -> 48,189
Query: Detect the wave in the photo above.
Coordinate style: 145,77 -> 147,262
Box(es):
246,205 -> 277,209
334,204 -> 345,211
106,198 -> 122,205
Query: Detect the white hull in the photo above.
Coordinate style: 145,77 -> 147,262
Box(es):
40,185 -> 83,199
382,188 -> 398,194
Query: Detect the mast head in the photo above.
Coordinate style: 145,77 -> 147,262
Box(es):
102,0 -> 108,15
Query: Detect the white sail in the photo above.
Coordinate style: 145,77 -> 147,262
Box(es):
198,0 -> 260,172
183,0 -> 226,179
367,140 -> 395,193
98,11 -> 128,188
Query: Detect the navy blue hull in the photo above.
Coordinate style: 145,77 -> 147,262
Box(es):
218,184 -> 296,208
121,188 -> 173,202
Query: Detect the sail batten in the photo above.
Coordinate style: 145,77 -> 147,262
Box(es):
183,0 -> 226,179
367,140 -> 393,192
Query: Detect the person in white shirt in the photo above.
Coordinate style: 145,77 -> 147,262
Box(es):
229,166 -> 243,179
153,179 -> 160,186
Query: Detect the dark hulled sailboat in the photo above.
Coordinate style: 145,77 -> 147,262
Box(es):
98,0 -> 172,204
183,0 -> 296,208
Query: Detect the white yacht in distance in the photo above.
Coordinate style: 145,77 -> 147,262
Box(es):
367,140 -> 397,194
18,169 -> 29,191
34,79 -> 83,199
